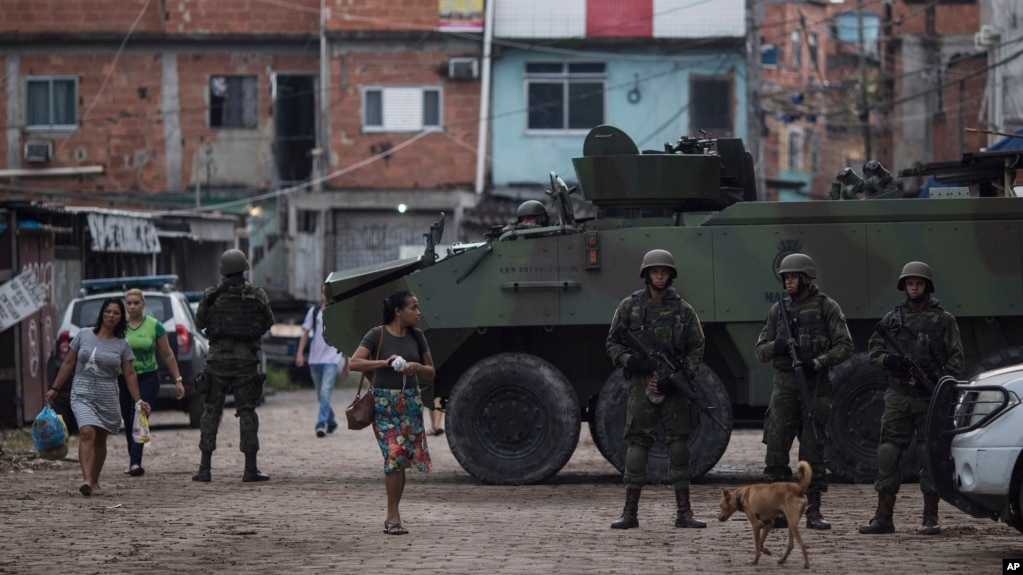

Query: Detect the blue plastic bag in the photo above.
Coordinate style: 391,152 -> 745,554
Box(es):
32,406 -> 69,460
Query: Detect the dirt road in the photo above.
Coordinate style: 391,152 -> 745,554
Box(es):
3,388 -> 1020,574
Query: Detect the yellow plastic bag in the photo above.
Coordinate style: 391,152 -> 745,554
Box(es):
132,405 -> 151,444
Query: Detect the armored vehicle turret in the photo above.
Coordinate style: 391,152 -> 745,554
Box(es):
324,124 -> 1023,485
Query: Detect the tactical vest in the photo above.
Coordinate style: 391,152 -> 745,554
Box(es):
205,283 -> 270,341
772,292 -> 829,372
883,303 -> 949,377
627,288 -> 686,350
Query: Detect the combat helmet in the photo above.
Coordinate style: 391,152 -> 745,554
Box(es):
778,253 -> 816,279
220,249 -> 249,276
639,249 -> 677,279
897,261 -> 934,291
516,200 -> 549,226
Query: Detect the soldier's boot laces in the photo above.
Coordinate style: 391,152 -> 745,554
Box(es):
859,492 -> 897,534
610,489 -> 641,529
805,491 -> 831,530
674,488 -> 706,528
919,493 -> 941,535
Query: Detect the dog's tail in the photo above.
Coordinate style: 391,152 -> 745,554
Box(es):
796,460 -> 812,495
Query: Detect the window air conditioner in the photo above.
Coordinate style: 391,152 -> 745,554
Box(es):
448,57 -> 479,80
24,139 -> 53,163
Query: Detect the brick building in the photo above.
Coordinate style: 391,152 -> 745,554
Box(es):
757,0 -> 988,199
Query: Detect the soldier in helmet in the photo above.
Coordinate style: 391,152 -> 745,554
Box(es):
502,200 -> 550,232
192,249 -> 275,483
860,261 -> 964,536
754,252 -> 852,530
605,249 -> 707,530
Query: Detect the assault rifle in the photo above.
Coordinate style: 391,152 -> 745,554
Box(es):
873,322 -> 936,395
777,299 -> 820,440
612,324 -> 728,431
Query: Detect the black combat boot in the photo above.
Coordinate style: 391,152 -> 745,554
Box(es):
859,492 -> 896,534
919,493 -> 941,535
805,491 -> 831,530
242,451 -> 270,482
192,450 -> 212,482
611,489 -> 641,529
674,488 -> 707,528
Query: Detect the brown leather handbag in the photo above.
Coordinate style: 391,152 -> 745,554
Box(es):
345,327 -> 382,430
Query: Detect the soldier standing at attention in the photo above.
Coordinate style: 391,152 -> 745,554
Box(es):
754,253 -> 852,530
192,249 -> 275,483
605,249 -> 707,530
860,261 -> 964,536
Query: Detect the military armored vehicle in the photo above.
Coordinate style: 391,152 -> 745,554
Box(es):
323,124 -> 1023,485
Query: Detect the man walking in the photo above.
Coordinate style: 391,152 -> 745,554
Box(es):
860,261 -> 964,535
297,286 -> 349,438
754,253 -> 852,529
605,249 -> 707,530
193,249 -> 275,482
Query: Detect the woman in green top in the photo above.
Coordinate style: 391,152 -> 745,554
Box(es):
118,288 -> 185,476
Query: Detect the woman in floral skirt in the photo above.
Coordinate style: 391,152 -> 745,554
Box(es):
349,289 -> 435,535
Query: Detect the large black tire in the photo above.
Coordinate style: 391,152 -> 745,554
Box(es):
188,393 -> 205,428
446,353 -> 581,485
970,345 -> 1023,377
592,366 -> 732,483
827,353 -> 917,484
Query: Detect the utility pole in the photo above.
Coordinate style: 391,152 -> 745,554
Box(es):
858,0 -> 871,162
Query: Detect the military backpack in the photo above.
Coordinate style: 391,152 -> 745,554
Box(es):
204,282 -> 271,341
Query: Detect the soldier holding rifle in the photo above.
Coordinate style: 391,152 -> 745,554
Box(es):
605,249 -> 707,531
754,253 -> 852,530
860,261 -> 964,536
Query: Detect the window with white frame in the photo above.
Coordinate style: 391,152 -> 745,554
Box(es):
26,76 -> 78,130
788,129 -> 804,171
210,75 -> 258,129
808,32 -> 820,71
362,87 -> 442,132
790,30 -> 802,69
525,62 -> 605,132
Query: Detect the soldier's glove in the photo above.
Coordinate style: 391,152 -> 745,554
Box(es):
805,358 -> 824,374
773,338 -> 790,356
626,355 -> 654,376
883,354 -> 912,373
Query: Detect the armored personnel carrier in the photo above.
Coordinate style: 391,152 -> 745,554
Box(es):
324,124 -> 1023,485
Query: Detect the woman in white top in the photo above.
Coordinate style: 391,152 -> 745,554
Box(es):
45,298 -> 151,496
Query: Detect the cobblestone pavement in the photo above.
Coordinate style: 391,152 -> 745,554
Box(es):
3,388 -> 1021,574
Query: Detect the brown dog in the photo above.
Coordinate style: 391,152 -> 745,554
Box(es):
718,460 -> 811,569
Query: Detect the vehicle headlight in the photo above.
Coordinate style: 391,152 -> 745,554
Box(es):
953,387 -> 1019,429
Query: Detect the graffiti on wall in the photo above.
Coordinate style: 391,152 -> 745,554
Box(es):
87,213 -> 162,254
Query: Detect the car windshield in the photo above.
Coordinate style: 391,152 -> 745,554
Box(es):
72,294 -> 174,327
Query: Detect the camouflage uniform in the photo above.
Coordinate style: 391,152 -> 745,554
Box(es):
194,275 -> 274,479
754,284 -> 853,493
867,298 -> 964,496
606,287 -> 705,490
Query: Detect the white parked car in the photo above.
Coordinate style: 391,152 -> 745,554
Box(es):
925,365 -> 1023,534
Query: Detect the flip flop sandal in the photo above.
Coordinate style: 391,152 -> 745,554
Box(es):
79,483 -> 92,497
383,521 -> 408,535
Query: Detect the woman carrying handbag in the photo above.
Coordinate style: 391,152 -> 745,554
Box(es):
348,289 -> 435,536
